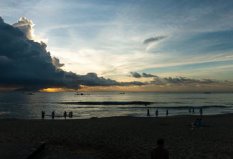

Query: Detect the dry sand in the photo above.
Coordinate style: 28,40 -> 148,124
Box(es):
0,115 -> 233,159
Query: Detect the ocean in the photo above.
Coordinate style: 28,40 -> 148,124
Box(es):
0,92 -> 233,119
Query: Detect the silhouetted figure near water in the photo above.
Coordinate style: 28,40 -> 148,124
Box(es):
52,111 -> 55,119
69,111 -> 73,118
147,108 -> 150,117
155,109 -> 159,117
200,107 -> 203,116
41,111 -> 45,119
166,109 -> 168,117
64,111 -> 67,119
188,107 -> 191,113
192,107 -> 195,113
151,138 -> 169,159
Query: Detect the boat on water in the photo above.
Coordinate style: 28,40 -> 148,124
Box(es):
75,92 -> 84,95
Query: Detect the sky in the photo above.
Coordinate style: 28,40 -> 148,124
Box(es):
0,0 -> 233,92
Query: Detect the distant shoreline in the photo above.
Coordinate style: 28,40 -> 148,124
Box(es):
1,113 -> 233,121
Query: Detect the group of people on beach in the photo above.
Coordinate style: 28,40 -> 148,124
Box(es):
63,111 -> 73,119
41,111 -> 73,119
146,107 -> 203,117
189,107 -> 203,116
147,109 -> 169,117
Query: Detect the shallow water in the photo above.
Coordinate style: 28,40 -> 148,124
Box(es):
0,92 -> 233,119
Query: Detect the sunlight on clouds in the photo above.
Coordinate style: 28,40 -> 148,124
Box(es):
40,88 -> 75,92
79,83 -> 233,93
13,17 -> 48,43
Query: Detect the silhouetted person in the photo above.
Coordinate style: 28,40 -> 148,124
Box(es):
192,107 -> 195,113
69,111 -> 73,118
188,107 -> 191,113
41,111 -> 45,120
155,109 -> 159,117
64,111 -> 67,119
151,138 -> 169,159
200,107 -> 203,116
52,111 -> 55,119
166,109 -> 168,117
147,108 -> 150,117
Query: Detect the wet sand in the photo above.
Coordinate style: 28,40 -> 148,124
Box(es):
0,115 -> 233,159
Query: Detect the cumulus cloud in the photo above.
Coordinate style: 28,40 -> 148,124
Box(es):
130,72 -> 158,78
0,17 -> 143,91
143,36 -> 166,44
12,17 -> 35,40
52,57 -> 64,68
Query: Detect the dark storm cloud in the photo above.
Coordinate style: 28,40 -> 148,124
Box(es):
143,36 -> 166,44
0,17 -> 143,91
130,72 -> 157,78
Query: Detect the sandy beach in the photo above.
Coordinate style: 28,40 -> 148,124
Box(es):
0,115 -> 233,159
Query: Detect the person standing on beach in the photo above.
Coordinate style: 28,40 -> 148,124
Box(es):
52,111 -> 55,119
64,111 -> 67,120
166,109 -> 168,117
41,111 -> 45,119
151,138 -> 169,159
147,108 -> 150,117
69,111 -> 73,118
188,107 -> 191,113
200,108 -> 203,116
155,109 -> 159,117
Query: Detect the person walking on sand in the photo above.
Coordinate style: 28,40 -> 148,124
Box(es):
166,109 -> 168,117
151,138 -> 169,159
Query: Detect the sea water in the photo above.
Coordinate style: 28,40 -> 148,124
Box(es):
0,92 -> 232,119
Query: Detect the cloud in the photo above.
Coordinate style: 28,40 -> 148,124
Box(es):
129,72 -> 229,87
52,57 -> 64,68
150,76 -> 219,85
77,73 -> 145,86
130,72 -> 142,78
0,17 -> 143,91
12,17 -> 47,43
142,72 -> 158,78
12,17 -> 35,40
143,36 -> 166,44
130,72 -> 157,78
